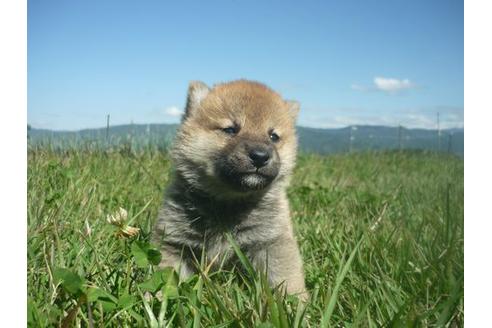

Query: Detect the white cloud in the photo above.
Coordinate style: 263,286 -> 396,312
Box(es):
298,106 -> 464,129
311,115 -> 399,128
164,106 -> 183,117
351,76 -> 416,94
373,77 -> 414,92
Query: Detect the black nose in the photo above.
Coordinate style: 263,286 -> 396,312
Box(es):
249,148 -> 271,168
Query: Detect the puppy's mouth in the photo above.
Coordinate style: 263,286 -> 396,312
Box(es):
217,167 -> 279,192
237,170 -> 275,190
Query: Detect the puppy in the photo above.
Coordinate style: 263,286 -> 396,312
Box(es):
152,80 -> 307,298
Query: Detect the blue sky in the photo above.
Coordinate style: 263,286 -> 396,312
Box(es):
28,0 -> 463,130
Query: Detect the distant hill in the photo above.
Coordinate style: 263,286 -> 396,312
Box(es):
28,124 -> 464,156
297,125 -> 463,156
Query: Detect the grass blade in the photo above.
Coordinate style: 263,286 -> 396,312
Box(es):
321,236 -> 364,327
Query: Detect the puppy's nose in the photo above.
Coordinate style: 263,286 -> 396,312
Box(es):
249,149 -> 271,168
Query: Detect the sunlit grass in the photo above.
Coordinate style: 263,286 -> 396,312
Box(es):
27,148 -> 463,327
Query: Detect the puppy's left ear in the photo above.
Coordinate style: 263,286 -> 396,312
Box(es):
286,100 -> 300,120
184,81 -> 210,119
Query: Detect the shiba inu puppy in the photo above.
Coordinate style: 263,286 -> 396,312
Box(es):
152,80 -> 307,298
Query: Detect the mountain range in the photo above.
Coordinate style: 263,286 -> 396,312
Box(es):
28,124 -> 464,156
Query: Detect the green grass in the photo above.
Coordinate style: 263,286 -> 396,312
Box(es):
27,148 -> 463,327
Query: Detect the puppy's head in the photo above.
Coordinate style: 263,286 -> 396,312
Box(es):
172,80 -> 299,197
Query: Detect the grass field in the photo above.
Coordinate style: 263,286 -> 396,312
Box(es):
27,148 -> 464,327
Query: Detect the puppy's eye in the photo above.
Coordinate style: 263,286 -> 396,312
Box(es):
270,132 -> 280,142
222,126 -> 238,135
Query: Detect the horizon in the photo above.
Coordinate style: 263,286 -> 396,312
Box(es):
28,0 -> 463,131
28,121 -> 464,133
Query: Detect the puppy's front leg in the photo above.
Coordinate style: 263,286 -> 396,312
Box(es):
157,245 -> 194,280
249,234 -> 307,300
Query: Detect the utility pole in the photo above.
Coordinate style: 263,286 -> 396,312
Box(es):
437,112 -> 441,152
106,114 -> 110,144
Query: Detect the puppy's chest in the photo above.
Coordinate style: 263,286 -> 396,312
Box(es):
198,220 -> 275,266
201,215 -> 276,245
190,211 -> 281,260
166,194 -> 286,262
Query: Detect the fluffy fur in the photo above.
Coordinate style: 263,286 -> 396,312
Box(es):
152,80 -> 307,298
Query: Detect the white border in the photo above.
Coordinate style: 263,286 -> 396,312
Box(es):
0,0 -> 27,325
465,0 -> 492,326
1,0 -> 481,325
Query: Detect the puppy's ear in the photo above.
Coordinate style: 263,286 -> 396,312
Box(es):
184,81 -> 210,119
286,100 -> 300,120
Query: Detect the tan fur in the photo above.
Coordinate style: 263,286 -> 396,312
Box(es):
152,80 -> 307,299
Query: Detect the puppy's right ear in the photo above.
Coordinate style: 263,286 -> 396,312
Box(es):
184,81 -> 210,119
286,100 -> 300,121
